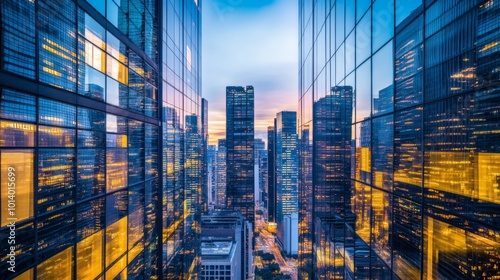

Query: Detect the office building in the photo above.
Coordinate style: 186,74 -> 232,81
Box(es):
254,138 -> 266,207
298,0 -> 500,279
201,211 -> 253,280
0,0 -> 202,279
207,144 -> 218,210
226,86 -> 255,224
275,111 -> 299,256
257,149 -> 268,215
201,98 -> 209,213
267,123 -> 277,223
216,139 -> 227,208
200,240 -> 240,280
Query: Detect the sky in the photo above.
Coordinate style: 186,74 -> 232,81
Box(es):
202,0 -> 298,146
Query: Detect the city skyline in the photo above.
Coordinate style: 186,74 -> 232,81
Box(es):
1,0 -> 500,279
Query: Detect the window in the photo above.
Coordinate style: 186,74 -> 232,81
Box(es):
39,99 -> 76,127
0,89 -> 36,122
0,150 -> 34,226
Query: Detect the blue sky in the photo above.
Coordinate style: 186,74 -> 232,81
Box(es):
202,0 -> 298,145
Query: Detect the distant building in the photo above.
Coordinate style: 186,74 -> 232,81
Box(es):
201,211 -> 253,280
200,240 -> 240,280
283,213 -> 299,255
201,98 -> 209,213
267,123 -> 277,223
275,111 -> 299,256
217,139 -> 227,208
208,145 -> 218,210
226,86 -> 255,224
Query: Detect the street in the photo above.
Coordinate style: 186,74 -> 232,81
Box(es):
255,216 -> 298,280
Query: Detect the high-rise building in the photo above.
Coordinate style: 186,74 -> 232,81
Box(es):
226,86 -> 255,224
0,0 -> 202,279
267,123 -> 277,223
275,111 -> 299,256
298,0 -> 500,279
257,148 -> 268,215
207,144 -> 218,210
216,139 -> 227,208
201,98 -> 209,213
253,138 -> 266,208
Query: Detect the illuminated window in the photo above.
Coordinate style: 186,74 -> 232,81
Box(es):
13,268 -> 33,280
77,230 -> 103,280
39,99 -> 76,127
37,246 -> 73,280
0,150 -> 34,226
106,149 -> 128,192
106,255 -> 127,280
38,126 -> 75,147
0,121 -> 35,147
106,217 -> 128,267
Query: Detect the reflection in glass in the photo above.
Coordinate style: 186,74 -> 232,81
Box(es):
372,0 -> 394,52
372,41 -> 394,116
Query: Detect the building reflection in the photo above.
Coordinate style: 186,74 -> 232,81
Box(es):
299,0 -> 500,279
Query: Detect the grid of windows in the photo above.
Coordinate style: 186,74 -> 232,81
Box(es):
299,0 -> 500,279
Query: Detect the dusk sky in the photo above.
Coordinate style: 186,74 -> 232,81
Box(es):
202,0 -> 298,145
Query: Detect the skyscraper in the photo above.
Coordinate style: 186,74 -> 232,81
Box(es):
207,144 -> 218,210
298,0 -> 500,279
254,138 -> 265,206
226,86 -> 255,224
201,98 -> 209,213
267,123 -> 277,223
216,139 -> 227,208
0,0 -> 202,279
275,111 -> 299,256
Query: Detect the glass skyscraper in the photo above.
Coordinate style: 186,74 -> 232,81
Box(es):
267,122 -> 277,224
299,0 -> 500,279
275,111 -> 299,256
0,0 -> 202,279
226,86 -> 255,225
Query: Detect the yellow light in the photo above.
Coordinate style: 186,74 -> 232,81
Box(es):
479,41 -> 499,52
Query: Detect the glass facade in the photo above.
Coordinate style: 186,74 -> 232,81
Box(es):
226,86 -> 255,225
299,0 -> 500,279
275,111 -> 299,255
0,0 -> 202,279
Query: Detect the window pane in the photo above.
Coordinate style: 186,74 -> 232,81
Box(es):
37,247 -> 73,280
0,121 -> 35,147
38,126 -> 76,147
37,149 -> 75,214
107,149 -> 128,192
372,41 -> 394,116
396,0 -> 422,25
372,115 -> 393,192
0,89 -> 36,122
77,148 -> 105,200
38,0 -> 77,92
77,230 -> 103,280
356,11 -> 371,66
0,150 -> 34,226
1,0 -> 36,78
356,59 -> 371,122
372,0 -> 394,52
39,99 -> 76,127
77,107 -> 105,131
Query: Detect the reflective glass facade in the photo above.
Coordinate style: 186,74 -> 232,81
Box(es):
299,0 -> 500,279
275,111 -> 299,255
226,86 -> 255,225
0,0 -> 202,279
